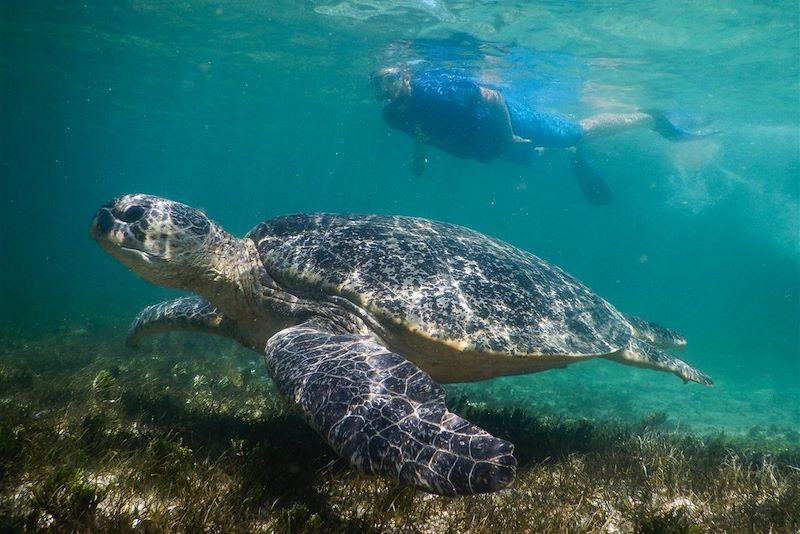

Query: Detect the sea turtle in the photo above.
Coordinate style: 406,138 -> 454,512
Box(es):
90,194 -> 712,496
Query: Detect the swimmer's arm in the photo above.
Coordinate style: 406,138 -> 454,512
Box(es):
479,86 -> 531,144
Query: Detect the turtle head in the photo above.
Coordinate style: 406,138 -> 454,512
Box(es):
90,194 -> 233,291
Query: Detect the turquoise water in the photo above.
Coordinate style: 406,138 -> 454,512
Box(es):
1,2 -> 798,433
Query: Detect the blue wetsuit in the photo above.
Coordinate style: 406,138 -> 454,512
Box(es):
382,69 -> 584,162
505,98 -> 582,149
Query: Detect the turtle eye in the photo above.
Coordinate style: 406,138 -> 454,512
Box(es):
121,205 -> 146,223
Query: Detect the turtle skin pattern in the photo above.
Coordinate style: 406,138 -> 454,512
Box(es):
265,319 -> 516,495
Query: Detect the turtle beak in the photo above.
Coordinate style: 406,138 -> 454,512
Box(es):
90,205 -> 116,241
90,200 -> 157,269
89,200 -> 132,250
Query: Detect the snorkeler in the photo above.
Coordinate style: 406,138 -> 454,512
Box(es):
372,66 -> 712,204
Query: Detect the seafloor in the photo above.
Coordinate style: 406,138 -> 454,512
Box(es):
1,324 -> 798,533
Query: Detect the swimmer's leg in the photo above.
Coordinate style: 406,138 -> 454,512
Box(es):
579,112 -> 654,140
580,111 -> 718,142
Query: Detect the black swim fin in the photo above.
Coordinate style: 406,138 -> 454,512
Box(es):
569,145 -> 613,205
410,128 -> 428,176
644,109 -> 720,142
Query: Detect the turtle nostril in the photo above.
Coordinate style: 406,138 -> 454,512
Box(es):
93,208 -> 114,236
121,205 -> 146,223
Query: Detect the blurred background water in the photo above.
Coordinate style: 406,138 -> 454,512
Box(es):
1,1 -> 798,433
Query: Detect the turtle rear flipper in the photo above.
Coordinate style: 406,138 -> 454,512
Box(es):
265,319 -> 517,496
623,313 -> 687,349
127,296 -> 241,348
606,337 -> 713,385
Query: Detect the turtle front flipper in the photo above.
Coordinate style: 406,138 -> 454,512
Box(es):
624,313 -> 687,349
265,319 -> 516,495
127,296 -> 241,348
606,337 -> 713,386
